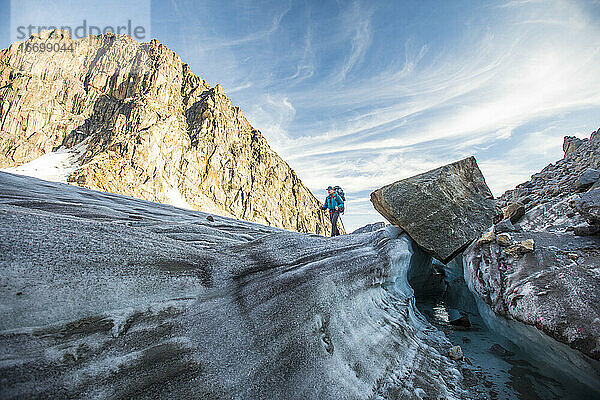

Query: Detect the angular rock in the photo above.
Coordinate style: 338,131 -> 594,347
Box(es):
503,203 -> 525,223
494,219 -> 516,234
503,239 -> 534,257
370,156 -> 499,263
496,233 -> 512,247
573,189 -> 600,226
478,230 -> 496,245
520,238 -> 535,251
576,168 -> 600,191
518,195 -> 533,205
563,136 -> 585,156
449,345 -> 463,361
573,224 -> 600,237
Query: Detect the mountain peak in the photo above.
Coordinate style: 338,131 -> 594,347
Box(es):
0,31 -> 332,234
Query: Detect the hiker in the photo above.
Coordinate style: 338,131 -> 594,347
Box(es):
320,185 -> 344,237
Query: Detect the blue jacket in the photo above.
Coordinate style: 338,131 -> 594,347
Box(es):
322,192 -> 344,213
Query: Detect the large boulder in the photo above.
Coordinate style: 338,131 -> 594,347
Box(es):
503,202 -> 525,223
370,156 -> 499,263
576,168 -> 600,191
573,188 -> 600,226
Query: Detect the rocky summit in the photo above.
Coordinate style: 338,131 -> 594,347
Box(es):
370,156 -> 500,263
0,30 -> 331,234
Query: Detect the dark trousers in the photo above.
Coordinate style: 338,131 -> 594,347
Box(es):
329,211 -> 340,237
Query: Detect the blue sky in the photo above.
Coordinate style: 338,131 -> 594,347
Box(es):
2,0 -> 600,231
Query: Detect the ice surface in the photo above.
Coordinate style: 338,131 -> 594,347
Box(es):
0,172 -> 475,399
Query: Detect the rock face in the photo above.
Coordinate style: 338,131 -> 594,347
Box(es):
0,30 -> 331,234
0,171 -> 478,399
465,129 -> 600,381
465,230 -> 599,361
563,136 -> 584,156
370,156 -> 499,263
576,168 -> 600,191
503,202 -> 525,223
573,188 -> 600,225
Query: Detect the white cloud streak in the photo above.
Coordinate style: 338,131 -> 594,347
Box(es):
337,2 -> 373,81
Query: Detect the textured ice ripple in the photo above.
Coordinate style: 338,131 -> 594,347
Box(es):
0,172 -> 477,399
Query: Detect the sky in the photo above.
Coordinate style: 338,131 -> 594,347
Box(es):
2,0 -> 600,231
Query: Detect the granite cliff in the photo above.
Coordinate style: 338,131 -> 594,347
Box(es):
0,30 -> 331,234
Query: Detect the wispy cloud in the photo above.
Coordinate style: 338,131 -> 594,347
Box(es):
337,1 -> 373,81
196,2 -> 292,51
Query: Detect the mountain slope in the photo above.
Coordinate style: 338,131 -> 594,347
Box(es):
0,29 -> 331,234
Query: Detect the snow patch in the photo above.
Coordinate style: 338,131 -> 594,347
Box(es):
166,187 -> 193,210
1,138 -> 90,183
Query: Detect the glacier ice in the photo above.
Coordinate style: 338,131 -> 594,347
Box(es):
0,171 -> 471,399
2,171 -> 597,399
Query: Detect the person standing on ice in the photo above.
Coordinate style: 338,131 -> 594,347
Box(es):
320,185 -> 344,237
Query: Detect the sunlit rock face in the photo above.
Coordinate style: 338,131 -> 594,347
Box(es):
0,172 -> 481,400
370,157 -> 500,263
0,30 -> 330,234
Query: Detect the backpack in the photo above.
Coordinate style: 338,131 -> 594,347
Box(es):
333,186 -> 345,213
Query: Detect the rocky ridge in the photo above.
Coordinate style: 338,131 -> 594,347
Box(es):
464,129 -> 600,382
498,129 -> 600,213
0,30 -> 331,234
